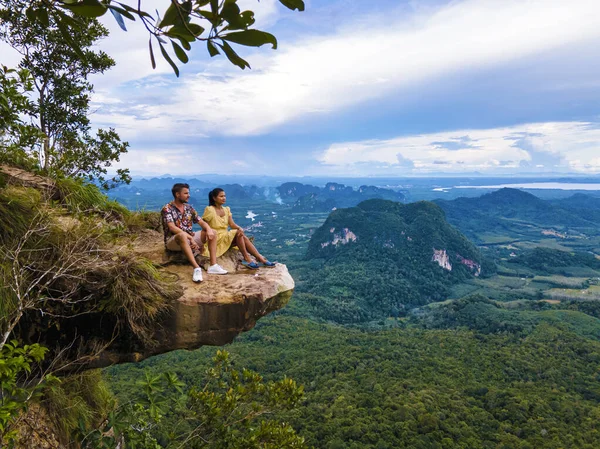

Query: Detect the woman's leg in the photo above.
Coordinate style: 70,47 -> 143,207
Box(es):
235,232 -> 253,263
242,235 -> 267,263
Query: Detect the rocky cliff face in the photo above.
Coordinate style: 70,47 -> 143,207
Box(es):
1,165 -> 294,370
96,231 -> 294,368
432,249 -> 452,271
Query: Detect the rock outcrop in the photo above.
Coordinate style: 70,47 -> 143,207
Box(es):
0,164 -> 62,199
1,165 -> 294,369
92,230 -> 294,368
432,248 -> 452,271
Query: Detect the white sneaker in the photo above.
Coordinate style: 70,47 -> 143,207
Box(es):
207,264 -> 228,275
192,267 -> 203,283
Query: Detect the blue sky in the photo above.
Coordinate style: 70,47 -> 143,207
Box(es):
12,0 -> 600,177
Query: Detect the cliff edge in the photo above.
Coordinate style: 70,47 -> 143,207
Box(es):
0,165 -> 294,370
97,230 -> 294,367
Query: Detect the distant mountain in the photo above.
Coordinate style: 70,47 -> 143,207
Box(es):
292,193 -> 336,212
109,178 -> 402,212
549,193 -> 600,222
508,247 -> 600,274
281,181 -> 405,211
278,182 -> 320,199
435,188 -> 600,242
298,199 -> 485,323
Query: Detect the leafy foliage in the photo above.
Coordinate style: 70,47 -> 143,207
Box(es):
41,369 -> 114,446
0,341 -> 49,446
0,183 -> 179,364
107,315 -> 600,449
0,0 -> 130,188
54,176 -> 129,218
18,0 -> 305,75
97,351 -> 306,448
0,65 -> 42,169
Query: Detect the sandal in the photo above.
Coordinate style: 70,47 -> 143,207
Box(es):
259,261 -> 277,268
242,260 -> 260,269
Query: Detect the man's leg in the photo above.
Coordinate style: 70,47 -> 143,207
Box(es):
175,233 -> 200,269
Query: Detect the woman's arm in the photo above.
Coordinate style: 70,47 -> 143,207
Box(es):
228,211 -> 244,234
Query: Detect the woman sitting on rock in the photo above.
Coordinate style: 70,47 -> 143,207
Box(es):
202,188 -> 276,269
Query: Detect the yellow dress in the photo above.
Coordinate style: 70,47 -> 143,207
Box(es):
201,206 -> 238,257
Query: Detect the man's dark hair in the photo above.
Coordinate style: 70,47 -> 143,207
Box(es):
208,188 -> 224,207
172,183 -> 190,198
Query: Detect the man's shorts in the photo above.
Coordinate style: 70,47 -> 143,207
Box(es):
165,231 -> 204,251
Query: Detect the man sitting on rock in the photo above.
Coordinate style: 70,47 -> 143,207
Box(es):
161,183 -> 228,282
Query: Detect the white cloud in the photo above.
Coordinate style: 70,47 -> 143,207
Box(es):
96,0 -> 600,137
317,121 -> 600,174
0,43 -> 21,68
115,143 -> 270,176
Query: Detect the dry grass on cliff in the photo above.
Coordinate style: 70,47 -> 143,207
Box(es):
122,209 -> 163,232
1,182 -> 181,348
98,256 -> 181,343
54,177 -> 128,220
41,370 -> 114,445
0,186 -> 42,243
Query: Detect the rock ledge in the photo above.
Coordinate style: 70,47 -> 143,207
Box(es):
92,229 -> 294,367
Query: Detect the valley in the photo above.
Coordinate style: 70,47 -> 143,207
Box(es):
105,178 -> 600,448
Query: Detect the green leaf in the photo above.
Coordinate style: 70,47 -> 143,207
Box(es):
25,7 -> 36,22
198,9 -> 219,26
158,41 -> 180,77
221,2 -> 241,23
36,8 -> 50,27
165,25 -> 187,40
55,18 -> 87,61
279,0 -> 305,11
62,0 -> 108,18
207,40 -> 220,57
171,41 -> 189,63
107,4 -> 136,21
222,30 -> 277,49
176,37 -> 192,50
149,38 -> 156,69
109,8 -> 127,31
217,41 -> 250,69
239,10 -> 256,28
116,2 -> 153,19
187,23 -> 205,37
158,2 -> 184,28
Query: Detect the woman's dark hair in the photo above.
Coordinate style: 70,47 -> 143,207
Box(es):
172,183 -> 190,198
208,188 -> 224,206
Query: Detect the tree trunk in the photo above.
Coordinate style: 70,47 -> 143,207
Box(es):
38,85 -> 49,172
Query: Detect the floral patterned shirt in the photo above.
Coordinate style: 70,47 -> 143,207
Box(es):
161,202 -> 203,245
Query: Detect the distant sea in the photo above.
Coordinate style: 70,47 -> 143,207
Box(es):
454,182 -> 600,191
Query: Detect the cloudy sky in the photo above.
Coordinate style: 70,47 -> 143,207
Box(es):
5,0 -> 600,176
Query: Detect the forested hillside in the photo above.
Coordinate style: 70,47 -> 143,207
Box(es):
435,188 -> 600,243
297,199 -> 483,323
107,313 -> 600,449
